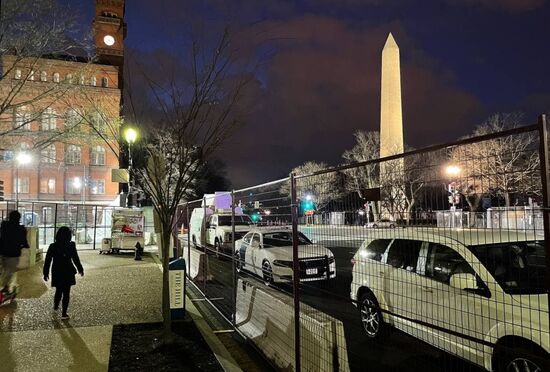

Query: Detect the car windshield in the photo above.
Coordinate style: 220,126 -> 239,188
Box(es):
218,216 -> 252,226
262,231 -> 312,247
468,241 -> 546,295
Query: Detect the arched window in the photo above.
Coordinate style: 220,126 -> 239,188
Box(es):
101,77 -> 109,87
91,76 -> 97,86
79,75 -> 85,85
90,146 -> 106,165
41,108 -> 57,130
40,71 -> 47,82
40,144 -> 56,163
14,69 -> 22,80
29,70 -> 35,81
53,72 -> 60,83
66,73 -> 73,83
65,145 -> 81,165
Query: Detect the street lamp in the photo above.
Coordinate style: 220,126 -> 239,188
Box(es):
15,151 -> 32,205
445,165 -> 461,177
124,127 -> 138,206
444,164 -> 461,227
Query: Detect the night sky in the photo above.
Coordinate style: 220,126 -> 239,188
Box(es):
67,0 -> 550,188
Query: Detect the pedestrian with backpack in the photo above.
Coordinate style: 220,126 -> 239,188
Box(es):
43,226 -> 84,320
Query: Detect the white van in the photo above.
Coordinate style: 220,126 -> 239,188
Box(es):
189,207 -> 253,255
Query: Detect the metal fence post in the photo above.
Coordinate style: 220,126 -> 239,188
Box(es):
231,190 -> 236,325
93,205 -> 98,250
54,203 -> 58,234
290,173 -> 301,372
203,197 -> 207,294
537,114 -> 550,321
187,203 -> 190,276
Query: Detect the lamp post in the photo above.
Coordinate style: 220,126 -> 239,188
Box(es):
445,165 -> 461,228
15,151 -> 32,206
124,127 -> 138,207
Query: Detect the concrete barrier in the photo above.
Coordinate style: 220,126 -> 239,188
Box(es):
235,278 -> 350,372
180,239 -> 211,282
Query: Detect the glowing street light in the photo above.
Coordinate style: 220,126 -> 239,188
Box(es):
124,127 -> 138,144
445,165 -> 461,177
15,151 -> 32,204
124,127 -> 139,207
73,177 -> 82,189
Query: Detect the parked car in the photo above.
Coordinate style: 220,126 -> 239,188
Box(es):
350,228 -> 548,372
364,218 -> 398,228
235,227 -> 336,285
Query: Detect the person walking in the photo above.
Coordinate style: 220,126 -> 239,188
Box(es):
0,210 -> 29,295
43,226 -> 84,320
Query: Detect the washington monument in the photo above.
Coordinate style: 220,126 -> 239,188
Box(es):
380,33 -> 404,157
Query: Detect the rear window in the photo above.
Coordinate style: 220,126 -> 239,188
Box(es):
364,239 -> 391,261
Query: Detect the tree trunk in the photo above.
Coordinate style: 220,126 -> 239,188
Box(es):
160,224 -> 173,341
504,192 -> 511,207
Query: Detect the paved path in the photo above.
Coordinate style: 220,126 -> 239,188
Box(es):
0,251 -> 162,371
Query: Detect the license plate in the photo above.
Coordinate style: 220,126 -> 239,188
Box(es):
306,268 -> 318,275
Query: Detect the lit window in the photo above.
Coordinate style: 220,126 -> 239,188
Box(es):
66,177 -> 81,194
66,73 -> 73,83
3,150 -> 14,161
101,77 -> 109,87
53,72 -> 60,83
15,69 -> 22,80
65,145 -> 81,165
65,109 -> 80,127
89,112 -> 106,132
90,146 -> 106,165
40,178 -> 56,194
41,71 -> 47,82
41,108 -> 57,130
40,144 -> 56,163
79,75 -> 85,85
13,177 -> 30,194
14,107 -> 32,131
91,76 -> 97,86
91,179 -> 105,194
29,70 -> 35,81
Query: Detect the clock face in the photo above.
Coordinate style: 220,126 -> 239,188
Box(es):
103,35 -> 115,46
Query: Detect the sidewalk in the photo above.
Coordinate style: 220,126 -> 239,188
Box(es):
0,251 -> 162,372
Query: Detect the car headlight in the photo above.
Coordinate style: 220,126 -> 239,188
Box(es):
273,260 -> 293,268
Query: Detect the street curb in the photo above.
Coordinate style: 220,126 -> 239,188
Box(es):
150,253 -> 242,372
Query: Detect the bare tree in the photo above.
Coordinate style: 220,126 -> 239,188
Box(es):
281,161 -> 341,211
450,113 -> 540,208
128,29 -> 251,340
342,130 -> 381,220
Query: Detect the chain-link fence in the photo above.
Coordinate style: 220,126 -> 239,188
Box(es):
0,201 -> 158,251
181,116 -> 549,371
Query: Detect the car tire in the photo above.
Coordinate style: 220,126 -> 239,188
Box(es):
389,224 -> 395,228
494,344 -> 549,372
262,260 -> 274,286
214,239 -> 221,259
359,291 -> 384,339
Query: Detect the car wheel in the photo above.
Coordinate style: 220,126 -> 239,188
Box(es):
359,292 -> 384,339
214,240 -> 221,258
495,345 -> 549,372
372,224 -> 378,228
262,260 -> 274,286
389,224 -> 395,228
235,252 -> 242,273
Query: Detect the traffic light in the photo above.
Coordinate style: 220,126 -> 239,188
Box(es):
300,197 -> 315,214
250,211 -> 262,223
0,180 -> 4,201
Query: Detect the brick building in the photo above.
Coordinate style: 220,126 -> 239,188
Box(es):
0,0 -> 126,206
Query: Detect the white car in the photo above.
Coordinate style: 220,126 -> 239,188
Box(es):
365,218 -> 398,228
235,227 -> 336,285
350,228 -> 549,372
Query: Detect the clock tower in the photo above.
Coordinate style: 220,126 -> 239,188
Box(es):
93,0 -> 126,67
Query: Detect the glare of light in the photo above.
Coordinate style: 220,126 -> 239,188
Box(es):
305,194 -> 313,201
16,152 -> 32,165
358,210 -> 365,215
73,177 -> 82,189
124,127 -> 138,144
264,210 -> 271,216
445,165 -> 461,177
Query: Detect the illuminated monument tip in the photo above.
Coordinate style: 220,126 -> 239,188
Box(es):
383,32 -> 398,49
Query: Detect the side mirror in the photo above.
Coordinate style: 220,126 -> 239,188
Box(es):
450,273 -> 477,290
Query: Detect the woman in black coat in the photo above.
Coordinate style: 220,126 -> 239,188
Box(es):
43,226 -> 84,320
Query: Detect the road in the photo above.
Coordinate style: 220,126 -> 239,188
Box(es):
185,226 -> 484,372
